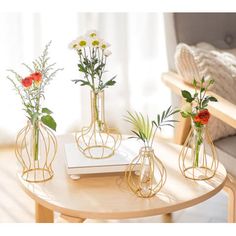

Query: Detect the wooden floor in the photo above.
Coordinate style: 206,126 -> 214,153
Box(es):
0,148 -> 227,223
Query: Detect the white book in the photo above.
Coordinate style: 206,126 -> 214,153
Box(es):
64,139 -> 141,175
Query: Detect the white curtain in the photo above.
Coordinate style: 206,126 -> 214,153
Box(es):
0,12 -> 171,145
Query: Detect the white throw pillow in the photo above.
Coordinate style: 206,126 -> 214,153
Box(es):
175,42 -> 236,141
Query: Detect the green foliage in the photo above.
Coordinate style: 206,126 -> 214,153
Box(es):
181,77 -> 218,119
41,115 -> 57,131
42,107 -> 53,114
71,36 -> 116,92
7,42 -> 63,132
181,90 -> 194,103
125,106 -> 179,147
152,106 -> 179,131
125,111 -> 153,145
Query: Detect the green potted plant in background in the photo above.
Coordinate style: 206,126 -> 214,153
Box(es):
179,77 -> 218,180
69,30 -> 121,159
7,42 -> 63,182
124,106 -> 179,198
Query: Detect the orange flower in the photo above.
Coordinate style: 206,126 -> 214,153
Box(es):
194,109 -> 210,125
21,76 -> 33,88
31,72 -> 42,85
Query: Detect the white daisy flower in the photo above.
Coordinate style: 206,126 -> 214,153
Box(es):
89,37 -> 101,48
103,49 -> 112,57
100,40 -> 111,50
69,40 -> 79,49
76,36 -> 88,48
86,30 -> 99,38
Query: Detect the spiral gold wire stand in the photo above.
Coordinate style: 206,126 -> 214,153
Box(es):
15,121 -> 57,183
125,147 -> 167,198
75,91 -> 121,159
179,125 -> 218,181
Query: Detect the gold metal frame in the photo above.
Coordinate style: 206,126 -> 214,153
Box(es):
76,91 -> 121,159
15,121 -> 57,183
126,147 -> 166,198
179,126 -> 218,181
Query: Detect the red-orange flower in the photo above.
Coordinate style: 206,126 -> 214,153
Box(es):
194,109 -> 210,125
21,76 -> 33,88
31,72 -> 42,84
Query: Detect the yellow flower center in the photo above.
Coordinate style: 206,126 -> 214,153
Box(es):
72,43 -> 77,48
79,40 -> 87,47
92,40 -> 100,46
90,33 -> 96,37
101,44 -> 106,49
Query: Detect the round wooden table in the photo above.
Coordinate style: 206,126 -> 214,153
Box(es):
18,134 -> 227,223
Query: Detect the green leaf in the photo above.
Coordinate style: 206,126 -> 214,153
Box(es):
202,99 -> 209,108
41,115 -> 57,131
105,79 -> 116,86
181,90 -> 194,102
209,96 -> 218,102
80,81 -> 91,86
78,64 -> 87,73
105,76 -> 117,86
42,107 -> 53,114
72,79 -> 92,87
181,90 -> 192,99
181,111 -> 190,118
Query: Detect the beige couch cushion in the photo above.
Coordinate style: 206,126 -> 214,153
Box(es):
175,43 -> 236,141
214,136 -> 236,175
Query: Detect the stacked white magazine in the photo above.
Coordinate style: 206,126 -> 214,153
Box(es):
64,139 -> 140,175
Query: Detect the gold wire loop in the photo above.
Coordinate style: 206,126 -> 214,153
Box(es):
15,121 -> 57,183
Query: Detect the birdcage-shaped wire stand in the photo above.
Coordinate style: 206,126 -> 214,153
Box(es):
75,91 -> 121,159
15,121 -> 57,183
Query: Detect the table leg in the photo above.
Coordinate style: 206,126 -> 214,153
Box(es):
35,202 -> 54,223
59,214 -> 85,223
162,213 -> 172,223
224,175 -> 236,223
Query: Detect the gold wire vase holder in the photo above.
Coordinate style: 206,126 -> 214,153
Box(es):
15,120 -> 57,183
179,124 -> 218,181
126,147 -> 167,198
76,91 -> 121,159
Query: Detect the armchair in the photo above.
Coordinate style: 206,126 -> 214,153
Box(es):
162,13 -> 236,222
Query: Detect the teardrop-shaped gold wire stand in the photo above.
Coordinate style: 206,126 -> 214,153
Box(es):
179,125 -> 218,180
126,147 -> 166,198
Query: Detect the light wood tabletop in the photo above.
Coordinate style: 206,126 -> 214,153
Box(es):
18,134 -> 227,223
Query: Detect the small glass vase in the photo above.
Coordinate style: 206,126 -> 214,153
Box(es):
126,147 -> 166,198
179,123 -> 218,180
15,120 -> 57,182
76,90 -> 121,159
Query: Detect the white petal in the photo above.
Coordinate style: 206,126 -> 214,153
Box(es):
104,49 -> 112,57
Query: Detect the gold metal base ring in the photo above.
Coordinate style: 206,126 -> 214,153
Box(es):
182,166 -> 216,181
22,168 -> 54,183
